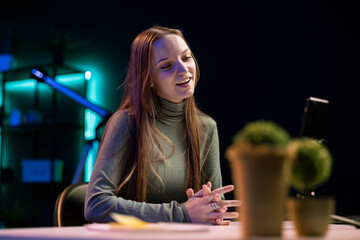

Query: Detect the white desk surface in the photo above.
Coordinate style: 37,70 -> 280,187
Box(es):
0,222 -> 359,240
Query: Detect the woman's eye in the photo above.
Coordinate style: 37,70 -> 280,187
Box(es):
183,56 -> 192,61
161,64 -> 172,70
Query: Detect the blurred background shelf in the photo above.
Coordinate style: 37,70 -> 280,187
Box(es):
0,64 -> 89,227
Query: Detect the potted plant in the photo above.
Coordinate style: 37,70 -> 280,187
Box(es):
226,120 -> 295,237
286,137 -> 334,236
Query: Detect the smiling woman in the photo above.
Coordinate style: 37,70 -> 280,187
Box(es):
84,26 -> 241,225
152,35 -> 196,103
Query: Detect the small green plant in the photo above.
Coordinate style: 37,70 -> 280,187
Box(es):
291,138 -> 332,197
233,120 -> 290,146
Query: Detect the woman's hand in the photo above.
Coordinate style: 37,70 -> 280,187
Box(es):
186,181 -> 212,199
185,183 -> 241,225
186,182 -> 235,199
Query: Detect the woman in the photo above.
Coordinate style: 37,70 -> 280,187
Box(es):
85,26 -> 240,224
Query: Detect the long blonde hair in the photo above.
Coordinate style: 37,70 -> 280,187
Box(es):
115,26 -> 203,201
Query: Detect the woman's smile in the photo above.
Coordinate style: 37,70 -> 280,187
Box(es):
152,34 -> 196,103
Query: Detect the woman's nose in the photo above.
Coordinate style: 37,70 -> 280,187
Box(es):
177,61 -> 188,75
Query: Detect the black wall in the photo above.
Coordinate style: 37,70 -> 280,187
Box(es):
1,0 -> 359,217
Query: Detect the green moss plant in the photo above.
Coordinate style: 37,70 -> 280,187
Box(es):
233,120 -> 291,146
291,138 -> 332,198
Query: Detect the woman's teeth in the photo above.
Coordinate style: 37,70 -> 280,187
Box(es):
176,78 -> 191,86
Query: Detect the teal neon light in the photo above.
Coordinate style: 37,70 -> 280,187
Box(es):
84,140 -> 99,181
84,109 -> 96,140
84,74 -> 103,181
5,79 -> 37,89
85,71 -> 91,80
55,73 -> 85,84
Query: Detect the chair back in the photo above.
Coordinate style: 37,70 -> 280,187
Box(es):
53,182 -> 89,227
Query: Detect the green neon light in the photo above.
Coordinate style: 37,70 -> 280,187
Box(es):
84,77 -> 103,139
4,80 -> 54,94
84,140 -> 99,181
55,73 -> 85,84
83,69 -> 106,180
84,75 -> 97,181
85,71 -> 91,80
84,109 -> 96,140
5,79 -> 37,89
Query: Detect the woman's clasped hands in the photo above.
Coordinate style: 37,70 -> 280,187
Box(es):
185,182 -> 241,225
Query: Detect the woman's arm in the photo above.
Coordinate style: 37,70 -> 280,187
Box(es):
200,117 -> 223,191
84,111 -> 191,223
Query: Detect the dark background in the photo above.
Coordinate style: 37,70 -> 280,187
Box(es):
1,0 -> 359,226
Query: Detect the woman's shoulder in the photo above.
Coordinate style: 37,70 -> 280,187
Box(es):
107,109 -> 135,132
110,109 -> 132,121
198,113 -> 219,149
199,112 -> 217,131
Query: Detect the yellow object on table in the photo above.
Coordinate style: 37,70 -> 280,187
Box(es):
110,213 -> 149,228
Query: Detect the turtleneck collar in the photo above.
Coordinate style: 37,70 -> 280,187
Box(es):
155,97 -> 185,123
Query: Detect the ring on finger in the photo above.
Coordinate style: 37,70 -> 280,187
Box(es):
208,201 -> 220,211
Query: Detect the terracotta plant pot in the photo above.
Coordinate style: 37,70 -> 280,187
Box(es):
226,143 -> 294,237
286,197 -> 335,236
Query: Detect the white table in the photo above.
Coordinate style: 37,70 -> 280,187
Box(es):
0,222 -> 359,240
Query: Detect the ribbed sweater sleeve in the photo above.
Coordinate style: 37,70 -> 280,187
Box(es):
84,111 -> 190,223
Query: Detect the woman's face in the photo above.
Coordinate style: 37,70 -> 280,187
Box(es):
152,34 -> 196,103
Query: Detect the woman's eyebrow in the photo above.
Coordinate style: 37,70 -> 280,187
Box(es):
157,57 -> 168,64
182,48 -> 190,54
156,48 -> 190,64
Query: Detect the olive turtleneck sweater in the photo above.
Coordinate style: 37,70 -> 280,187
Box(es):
85,97 -> 222,223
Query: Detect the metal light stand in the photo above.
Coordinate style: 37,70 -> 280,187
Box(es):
31,68 -> 111,183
